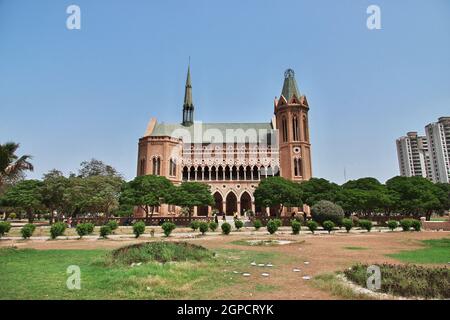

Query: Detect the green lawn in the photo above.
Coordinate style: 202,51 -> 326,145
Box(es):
0,245 -> 288,300
387,238 -> 450,264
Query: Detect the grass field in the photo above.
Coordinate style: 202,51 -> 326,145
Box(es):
387,238 -> 450,264
0,245 -> 289,300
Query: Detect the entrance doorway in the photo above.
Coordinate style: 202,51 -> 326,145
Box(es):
213,192 -> 223,214
225,192 -> 237,215
240,192 -> 252,215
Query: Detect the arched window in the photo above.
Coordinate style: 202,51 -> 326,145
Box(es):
292,115 -> 299,141
282,116 -> 288,142
152,158 -> 160,175
303,116 -> 309,141
294,158 -> 302,177
169,159 -> 177,176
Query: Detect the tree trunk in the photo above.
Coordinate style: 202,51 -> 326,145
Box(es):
278,205 -> 284,218
27,209 -> 34,223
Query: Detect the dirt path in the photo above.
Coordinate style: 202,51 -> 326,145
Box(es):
1,231 -> 448,299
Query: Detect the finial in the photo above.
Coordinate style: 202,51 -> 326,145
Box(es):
284,69 -> 295,79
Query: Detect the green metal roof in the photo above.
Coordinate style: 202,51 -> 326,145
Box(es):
150,122 -> 275,143
281,69 -> 301,100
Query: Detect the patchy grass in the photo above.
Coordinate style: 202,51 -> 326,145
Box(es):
387,238 -> 450,264
345,263 -> 450,299
344,246 -> 368,251
0,245 -> 287,300
310,273 -> 372,300
231,239 -> 304,247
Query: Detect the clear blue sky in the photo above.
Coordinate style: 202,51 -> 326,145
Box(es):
1,0 -> 449,184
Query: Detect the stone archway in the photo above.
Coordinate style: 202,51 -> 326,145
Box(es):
213,192 -> 223,214
225,192 -> 237,216
240,192 -> 252,215
197,205 -> 208,216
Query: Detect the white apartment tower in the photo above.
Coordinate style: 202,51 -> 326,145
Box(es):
425,117 -> 450,183
396,132 -> 430,178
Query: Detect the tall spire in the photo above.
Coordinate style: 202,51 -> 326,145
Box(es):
281,69 -> 301,101
182,61 -> 194,126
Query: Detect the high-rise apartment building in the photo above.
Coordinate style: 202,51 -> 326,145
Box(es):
396,132 -> 429,178
425,117 -> 450,183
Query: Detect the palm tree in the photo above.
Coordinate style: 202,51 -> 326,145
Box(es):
0,142 -> 34,190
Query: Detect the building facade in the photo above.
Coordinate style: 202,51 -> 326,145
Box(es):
396,132 -> 430,178
136,67 -> 312,216
425,117 -> 450,183
396,117 -> 450,183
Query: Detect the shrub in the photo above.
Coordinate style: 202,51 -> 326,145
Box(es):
21,224 -> 35,239
85,223 -> 95,234
253,219 -> 262,230
76,223 -> 89,238
234,219 -> 244,230
100,225 -> 112,238
273,218 -> 282,228
359,219 -> 373,232
400,219 -> 413,231
107,220 -> 119,232
221,222 -> 231,235
387,220 -> 398,231
209,221 -> 218,232
307,220 -> 318,234
291,220 -> 301,235
161,222 -> 176,237
411,219 -> 421,232
342,218 -> 353,233
311,200 -> 344,225
267,220 -> 278,235
50,222 -> 66,239
0,221 -> 12,238
133,221 -> 146,238
199,221 -> 209,235
9,213 -> 17,220
190,220 -> 200,231
322,220 -> 335,233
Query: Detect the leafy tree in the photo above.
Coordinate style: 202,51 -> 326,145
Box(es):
254,177 -> 303,217
169,182 -> 214,221
300,178 -> 341,206
386,176 -> 444,220
120,175 -> 174,219
82,175 -> 123,218
310,200 -> 344,225
1,180 -> 43,222
78,158 -> 121,178
0,142 -> 33,190
41,170 -> 69,224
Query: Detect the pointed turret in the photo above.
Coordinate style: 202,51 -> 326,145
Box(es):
182,64 -> 194,126
280,69 -> 301,101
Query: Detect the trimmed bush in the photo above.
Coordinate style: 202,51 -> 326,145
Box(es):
234,219 -> 244,230
291,219 -> 301,235
267,220 -> 278,235
21,224 -> 35,239
209,221 -> 218,232
100,225 -> 112,238
76,223 -> 89,238
351,216 -> 360,227
85,223 -> 95,234
322,220 -> 335,234
107,220 -> 119,233
133,221 -> 146,238
273,218 -> 282,228
199,221 -> 209,235
161,222 -> 176,237
387,220 -> 398,231
190,220 -> 200,231
359,219 -> 373,232
50,222 -> 66,239
253,219 -> 262,231
400,219 -> 413,231
342,218 -> 353,233
307,220 -> 318,234
221,222 -> 231,235
411,219 -> 421,232
311,200 -> 344,225
9,213 -> 17,220
0,221 -> 12,238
